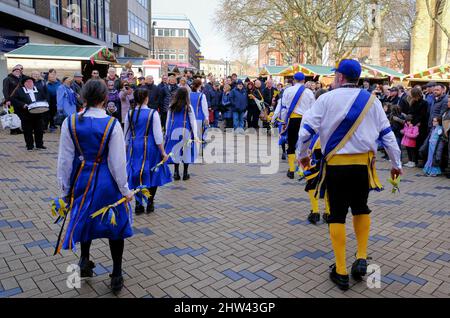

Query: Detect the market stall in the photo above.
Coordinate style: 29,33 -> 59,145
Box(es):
406,64 -> 450,88
5,43 -> 116,80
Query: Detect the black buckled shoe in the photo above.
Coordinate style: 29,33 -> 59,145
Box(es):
79,258 -> 95,278
307,212 -> 320,225
322,213 -> 330,224
173,172 -> 181,181
351,259 -> 368,282
110,275 -> 124,294
183,174 -> 190,181
287,171 -> 295,179
135,204 -> 145,216
329,265 -> 349,291
146,201 -> 155,214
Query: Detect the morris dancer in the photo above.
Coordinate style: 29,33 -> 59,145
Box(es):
56,79 -> 134,294
165,87 -> 198,181
190,79 -> 209,145
280,72 -> 315,179
125,88 -> 172,215
298,60 -> 402,291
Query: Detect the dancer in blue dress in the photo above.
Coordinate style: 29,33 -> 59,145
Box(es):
165,87 -> 198,181
125,88 -> 172,215
190,79 -> 209,143
57,79 -> 134,294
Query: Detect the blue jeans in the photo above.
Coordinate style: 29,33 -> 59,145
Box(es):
213,110 -> 220,128
233,111 -> 245,130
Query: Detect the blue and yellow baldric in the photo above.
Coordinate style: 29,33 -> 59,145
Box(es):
280,85 -> 306,137
315,90 -> 383,198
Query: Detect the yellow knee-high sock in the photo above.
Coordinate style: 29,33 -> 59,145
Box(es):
288,154 -> 296,172
329,224 -> 347,275
324,194 -> 331,215
353,215 -> 371,260
308,190 -> 319,213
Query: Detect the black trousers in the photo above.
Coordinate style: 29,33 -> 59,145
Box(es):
43,100 -> 57,129
21,114 -> 44,149
160,111 -> 167,130
406,147 -> 417,163
325,165 -> 371,224
247,105 -> 260,129
81,239 -> 124,277
287,118 -> 302,155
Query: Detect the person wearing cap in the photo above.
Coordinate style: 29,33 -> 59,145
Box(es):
298,59 -> 402,291
71,72 -> 84,111
2,65 -> 24,135
386,86 -> 400,105
10,76 -> 48,151
280,72 -> 315,179
425,82 -> 436,113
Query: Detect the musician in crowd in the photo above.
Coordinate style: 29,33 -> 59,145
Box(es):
2,64 -> 24,135
10,76 -> 47,151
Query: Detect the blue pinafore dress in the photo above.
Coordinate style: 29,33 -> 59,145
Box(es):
61,115 -> 133,251
126,108 -> 172,190
165,105 -> 197,164
191,92 -> 207,142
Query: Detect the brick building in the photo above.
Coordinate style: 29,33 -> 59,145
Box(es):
151,15 -> 201,70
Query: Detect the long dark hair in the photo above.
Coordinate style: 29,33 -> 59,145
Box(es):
170,87 -> 191,113
79,79 -> 108,120
127,88 -> 149,136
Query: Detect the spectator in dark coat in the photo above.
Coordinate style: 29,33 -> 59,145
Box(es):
429,84 -> 448,128
229,80 -> 248,133
157,75 -> 171,129
71,71 -> 84,111
46,69 -> 61,132
2,65 -> 23,134
386,87 -> 400,105
408,87 -> 429,164
141,76 -> 160,110
104,67 -> 121,91
209,82 -> 223,128
424,82 -> 436,113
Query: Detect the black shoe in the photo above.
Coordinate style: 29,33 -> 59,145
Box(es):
27,147 -> 34,152
307,212 -> 320,225
174,172 -> 181,181
79,258 -> 95,278
330,265 -> 349,291
135,204 -> 145,215
110,275 -> 124,294
183,174 -> 190,181
36,146 -> 47,150
351,259 -> 368,282
287,171 -> 294,179
146,201 -> 155,214
322,213 -> 330,224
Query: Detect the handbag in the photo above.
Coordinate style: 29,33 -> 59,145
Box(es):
1,107 -> 21,130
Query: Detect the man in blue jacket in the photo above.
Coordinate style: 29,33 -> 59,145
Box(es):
229,80 -> 248,134
210,82 -> 223,128
429,84 -> 448,129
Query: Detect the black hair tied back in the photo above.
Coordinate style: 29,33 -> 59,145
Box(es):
79,79 -> 109,120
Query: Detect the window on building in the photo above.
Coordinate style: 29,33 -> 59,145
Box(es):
164,29 -> 170,37
19,0 -> 34,8
105,0 -> 111,42
268,43 -> 276,49
81,0 -> 89,34
50,0 -> 60,23
269,58 -> 276,66
157,29 -> 163,36
128,11 -> 148,41
90,0 -> 98,38
170,29 -> 176,37
178,29 -> 186,37
137,0 -> 148,9
179,54 -> 185,61
61,0 -> 71,27
69,0 -> 81,32
164,54 -> 170,60
158,54 -> 164,60
170,54 -> 176,60
98,0 -> 104,40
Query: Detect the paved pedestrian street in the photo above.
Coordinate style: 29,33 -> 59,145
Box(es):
0,129 -> 449,299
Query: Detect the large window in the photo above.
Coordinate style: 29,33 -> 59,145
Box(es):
178,54 -> 185,61
128,11 -> 148,41
136,0 -> 148,9
81,0 -> 89,34
50,0 -> 60,22
97,0 -> 104,40
19,0 -> 34,8
90,0 -> 98,38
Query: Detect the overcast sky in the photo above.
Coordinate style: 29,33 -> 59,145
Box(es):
152,0 -> 234,60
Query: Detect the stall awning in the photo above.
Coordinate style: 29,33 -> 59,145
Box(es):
259,66 -> 288,76
407,64 -> 450,81
279,64 -> 334,77
361,64 -> 406,80
5,43 -> 116,63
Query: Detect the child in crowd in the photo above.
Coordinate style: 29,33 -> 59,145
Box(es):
401,115 -> 419,168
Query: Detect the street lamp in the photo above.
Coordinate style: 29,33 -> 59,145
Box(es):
152,21 -> 157,58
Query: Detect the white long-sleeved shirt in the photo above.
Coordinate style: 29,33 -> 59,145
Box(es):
280,83 -> 315,121
165,104 -> 198,140
57,108 -> 131,197
298,88 -> 402,169
123,106 -> 164,146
